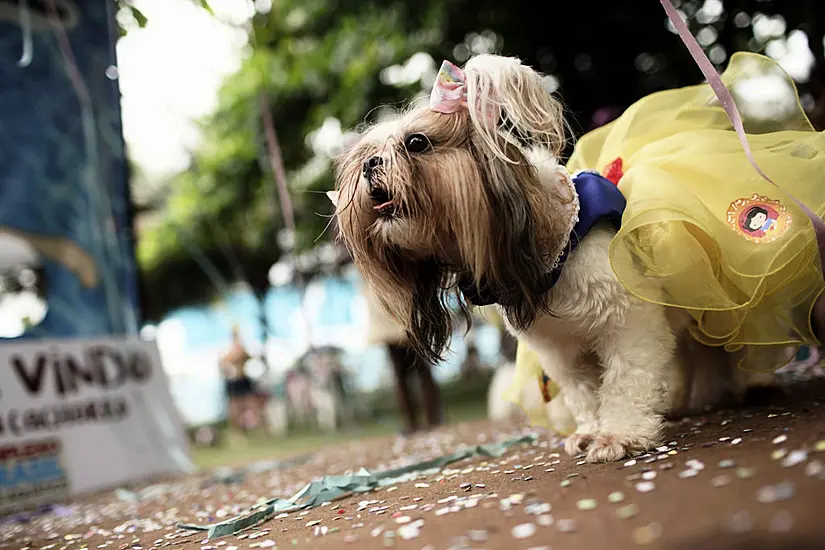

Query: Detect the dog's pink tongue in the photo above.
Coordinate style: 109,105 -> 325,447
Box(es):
374,200 -> 394,211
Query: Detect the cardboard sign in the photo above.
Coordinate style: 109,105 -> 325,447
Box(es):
0,337 -> 191,515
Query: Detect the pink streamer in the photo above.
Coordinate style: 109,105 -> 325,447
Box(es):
659,0 -> 777,186
660,0 -> 825,272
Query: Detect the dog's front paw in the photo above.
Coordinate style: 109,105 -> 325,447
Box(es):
564,432 -> 595,456
585,433 -> 656,463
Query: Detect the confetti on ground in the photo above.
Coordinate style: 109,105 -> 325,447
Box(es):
608,491 -> 625,503
736,467 -> 757,479
756,481 -> 796,504
178,434 -> 535,539
632,523 -> 662,545
780,450 -> 808,468
5,375 -> 825,550
685,459 -> 705,471
768,510 -> 793,533
555,519 -> 577,533
805,460 -> 824,477
577,498 -> 597,511
398,521 -> 422,540
512,523 -> 537,539
769,510 -> 794,533
771,448 -> 789,460
728,511 -> 754,533
617,504 -> 639,519
468,529 -> 488,542
711,475 -> 731,487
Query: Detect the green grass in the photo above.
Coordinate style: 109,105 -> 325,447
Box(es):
191,397 -> 489,470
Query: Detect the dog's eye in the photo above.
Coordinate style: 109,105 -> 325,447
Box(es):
404,133 -> 431,153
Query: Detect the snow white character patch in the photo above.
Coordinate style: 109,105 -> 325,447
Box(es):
726,194 -> 791,243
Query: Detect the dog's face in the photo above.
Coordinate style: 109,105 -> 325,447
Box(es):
332,55 -> 577,361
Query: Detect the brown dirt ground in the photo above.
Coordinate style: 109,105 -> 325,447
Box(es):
4,377 -> 825,550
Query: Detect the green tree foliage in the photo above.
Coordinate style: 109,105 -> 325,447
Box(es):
137,0 -> 824,321
139,0 -> 446,320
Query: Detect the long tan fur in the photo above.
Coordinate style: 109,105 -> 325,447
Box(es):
332,58 -> 575,361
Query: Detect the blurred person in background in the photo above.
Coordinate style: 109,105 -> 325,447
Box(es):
459,309 -> 498,382
460,341 -> 484,382
303,347 -> 348,432
363,283 -> 443,435
219,326 -> 260,435
284,365 -> 314,424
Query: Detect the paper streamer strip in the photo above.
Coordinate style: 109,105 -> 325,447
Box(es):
178,434 -> 536,539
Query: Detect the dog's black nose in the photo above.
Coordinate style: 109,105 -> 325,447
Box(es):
362,156 -> 383,178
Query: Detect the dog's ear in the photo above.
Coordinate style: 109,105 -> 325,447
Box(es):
363,250 -> 464,364
463,54 -> 567,162
452,54 -> 568,332
464,137 -> 554,333
406,258 -> 468,364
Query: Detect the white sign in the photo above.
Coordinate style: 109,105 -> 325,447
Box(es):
0,337 -> 192,515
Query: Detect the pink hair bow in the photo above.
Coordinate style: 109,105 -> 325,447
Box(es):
430,60 -> 467,113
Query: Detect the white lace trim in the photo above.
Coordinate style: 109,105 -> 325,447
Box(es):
547,165 -> 580,271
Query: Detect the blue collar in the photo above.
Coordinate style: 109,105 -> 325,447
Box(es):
459,171 -> 626,307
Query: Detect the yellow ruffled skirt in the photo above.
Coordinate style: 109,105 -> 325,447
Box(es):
507,53 -> 825,431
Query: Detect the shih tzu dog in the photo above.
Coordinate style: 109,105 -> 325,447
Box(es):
328,55 -> 780,462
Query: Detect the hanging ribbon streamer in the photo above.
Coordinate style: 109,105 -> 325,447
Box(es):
659,0 -> 825,272
17,0 -> 33,67
659,0 -> 776,185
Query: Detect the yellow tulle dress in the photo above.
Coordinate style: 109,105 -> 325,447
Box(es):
507,52 -> 825,432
